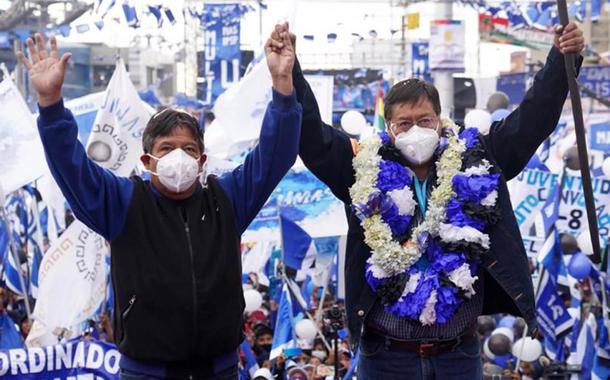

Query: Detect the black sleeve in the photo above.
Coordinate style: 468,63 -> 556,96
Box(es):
293,59 -> 355,204
483,47 -> 583,181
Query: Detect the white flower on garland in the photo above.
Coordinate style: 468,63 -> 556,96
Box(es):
438,223 -> 491,249
419,290 -> 438,326
448,263 -> 478,298
481,190 -> 498,207
366,257 -> 392,279
387,187 -> 417,216
464,159 -> 492,176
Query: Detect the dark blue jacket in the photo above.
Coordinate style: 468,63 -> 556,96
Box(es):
293,48 -> 581,346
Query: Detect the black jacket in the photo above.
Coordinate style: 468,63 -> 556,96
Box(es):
293,47 -> 581,346
111,176 -> 243,361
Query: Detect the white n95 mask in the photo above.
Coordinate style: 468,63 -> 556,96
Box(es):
394,125 -> 440,165
148,149 -> 201,193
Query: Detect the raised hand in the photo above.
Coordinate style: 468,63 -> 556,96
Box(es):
553,22 -> 585,55
265,22 -> 294,96
16,33 -> 71,107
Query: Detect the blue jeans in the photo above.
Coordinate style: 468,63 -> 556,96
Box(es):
358,334 -> 483,380
119,365 -> 239,380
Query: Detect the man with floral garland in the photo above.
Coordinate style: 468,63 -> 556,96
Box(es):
274,22 -> 585,379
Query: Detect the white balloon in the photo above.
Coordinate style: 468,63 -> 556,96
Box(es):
512,337 -> 543,362
295,318 -> 317,340
483,338 -> 496,360
341,110 -> 367,135
577,231 -> 595,256
491,327 -> 514,342
603,157 -> 610,178
243,289 -> 263,313
464,109 -> 492,135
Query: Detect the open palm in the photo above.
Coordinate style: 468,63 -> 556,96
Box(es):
16,33 -> 71,106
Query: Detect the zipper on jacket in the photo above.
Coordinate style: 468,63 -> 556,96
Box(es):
184,221 -> 199,351
122,295 -> 136,320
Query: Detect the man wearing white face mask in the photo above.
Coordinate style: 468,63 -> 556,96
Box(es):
280,22 -> 585,380
19,23 -> 300,380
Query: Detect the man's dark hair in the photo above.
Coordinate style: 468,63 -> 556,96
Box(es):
142,108 -> 204,154
383,78 -> 441,121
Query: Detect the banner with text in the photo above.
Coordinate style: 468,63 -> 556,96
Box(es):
0,339 -> 120,379
199,3 -> 241,105
509,168 -> 610,256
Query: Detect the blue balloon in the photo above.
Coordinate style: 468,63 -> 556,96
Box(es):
568,252 -> 592,280
498,315 -> 516,329
491,109 -> 510,122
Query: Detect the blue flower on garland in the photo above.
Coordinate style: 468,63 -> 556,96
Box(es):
377,160 -> 411,192
445,198 -> 485,230
452,174 -> 500,203
379,131 -> 391,145
428,242 -> 466,274
365,262 -> 384,292
380,200 -> 412,237
459,128 -> 480,149
435,286 -> 461,324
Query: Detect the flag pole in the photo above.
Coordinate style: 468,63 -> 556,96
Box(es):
556,0 -> 602,260
0,183 -> 32,321
514,322 -> 529,371
281,271 -> 333,352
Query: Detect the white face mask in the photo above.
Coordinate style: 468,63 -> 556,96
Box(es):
393,125 -> 440,165
311,350 -> 327,361
148,149 -> 201,193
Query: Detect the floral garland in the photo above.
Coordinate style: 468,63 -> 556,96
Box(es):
349,119 -> 501,325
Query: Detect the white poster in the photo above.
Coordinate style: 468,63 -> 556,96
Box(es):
0,71 -> 46,194
429,19 -> 465,72
304,75 -> 334,126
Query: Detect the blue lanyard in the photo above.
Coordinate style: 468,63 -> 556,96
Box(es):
414,177 -> 427,218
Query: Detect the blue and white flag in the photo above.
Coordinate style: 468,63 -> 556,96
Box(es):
122,2 -> 139,27
568,313 -> 596,380
281,213 -> 314,271
163,7 -> 177,25
0,312 -> 24,350
593,354 -> 610,380
270,284 -> 296,360
240,339 -> 260,378
148,5 -> 163,27
536,230 -> 573,359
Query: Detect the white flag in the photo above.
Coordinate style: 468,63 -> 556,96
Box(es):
0,65 -> 46,194
86,59 -> 153,177
28,60 -> 153,347
214,56 -> 273,144
26,221 -> 109,347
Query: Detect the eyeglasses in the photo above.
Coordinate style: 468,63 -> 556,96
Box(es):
389,116 -> 437,134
